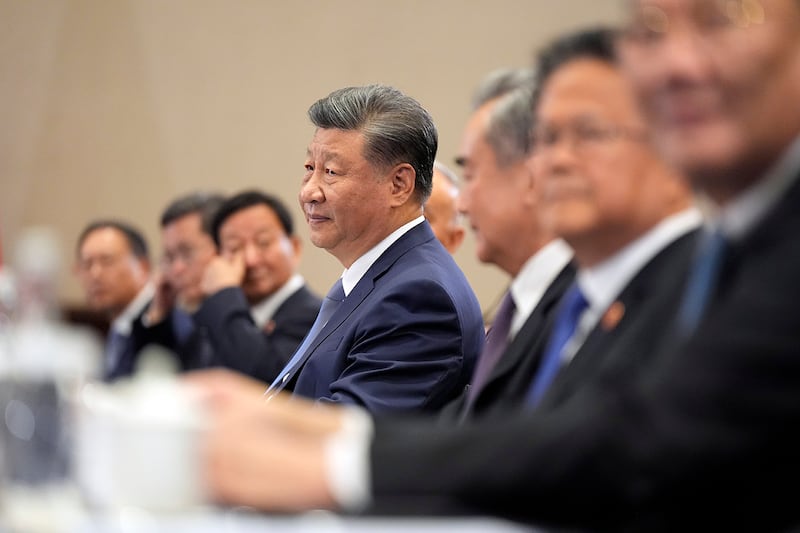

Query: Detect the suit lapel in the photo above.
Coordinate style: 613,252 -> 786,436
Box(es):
280,223 -> 436,385
542,229 -> 699,408
487,264 -> 575,387
468,263 -> 577,413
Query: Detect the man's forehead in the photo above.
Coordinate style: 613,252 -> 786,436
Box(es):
82,228 -> 126,250
628,0 -> 770,21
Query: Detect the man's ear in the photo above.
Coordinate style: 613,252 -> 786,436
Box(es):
388,163 -> 416,206
521,156 -> 539,207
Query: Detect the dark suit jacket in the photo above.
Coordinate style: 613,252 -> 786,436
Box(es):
274,222 -> 484,415
104,305 -> 149,382
132,284 -> 322,383
369,178 -> 800,532
438,262 -> 576,423
192,283 -> 322,383
535,229 -> 698,412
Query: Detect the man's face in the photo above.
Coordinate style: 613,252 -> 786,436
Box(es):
534,58 -> 670,260
620,0 -> 800,202
218,204 -> 300,303
457,101 -> 535,274
300,128 -> 397,267
75,227 -> 149,317
424,170 -> 464,254
161,213 -> 217,309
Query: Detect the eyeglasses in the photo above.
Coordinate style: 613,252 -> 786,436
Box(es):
532,120 -> 649,154
623,1 -> 765,46
162,245 -> 201,267
77,254 -> 124,273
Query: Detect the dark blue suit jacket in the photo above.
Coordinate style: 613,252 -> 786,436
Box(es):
275,222 -> 484,414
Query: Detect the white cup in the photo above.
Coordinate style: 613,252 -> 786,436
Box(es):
75,350 -> 208,514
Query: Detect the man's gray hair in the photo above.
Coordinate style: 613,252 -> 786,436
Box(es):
471,68 -> 537,168
471,67 -> 537,111
433,160 -> 461,189
308,84 -> 438,202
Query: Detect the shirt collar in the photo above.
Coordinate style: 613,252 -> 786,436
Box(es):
508,239 -> 574,337
250,274 -> 305,328
714,134 -> 800,240
579,207 -> 703,314
110,282 -> 154,336
341,216 -> 425,296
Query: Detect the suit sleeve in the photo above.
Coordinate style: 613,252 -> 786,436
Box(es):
322,279 -> 477,414
368,232 -> 800,531
192,287 -> 319,383
129,310 -> 177,355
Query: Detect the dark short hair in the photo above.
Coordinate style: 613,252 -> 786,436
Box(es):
308,84 -> 438,203
534,27 -> 619,105
160,191 -> 226,236
211,190 -> 294,247
76,219 -> 149,261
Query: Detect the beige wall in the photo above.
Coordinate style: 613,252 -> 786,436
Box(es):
0,0 -> 624,315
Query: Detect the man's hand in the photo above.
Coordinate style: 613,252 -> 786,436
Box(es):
201,253 -> 245,296
184,369 -> 345,511
145,270 -> 177,325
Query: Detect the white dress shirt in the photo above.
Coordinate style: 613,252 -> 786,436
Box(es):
563,207 -> 703,364
109,282 -> 154,337
340,216 -> 425,296
508,239 -> 573,339
249,273 -> 306,329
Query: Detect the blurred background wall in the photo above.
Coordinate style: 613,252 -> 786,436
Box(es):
0,0 -> 624,315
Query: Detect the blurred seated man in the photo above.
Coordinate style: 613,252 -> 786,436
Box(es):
193,190 -> 322,383
441,67 -> 574,422
74,220 -> 152,380
130,191 -> 224,368
423,161 -> 465,254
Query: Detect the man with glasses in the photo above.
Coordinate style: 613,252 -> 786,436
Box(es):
522,27 -> 700,409
131,192 -> 224,370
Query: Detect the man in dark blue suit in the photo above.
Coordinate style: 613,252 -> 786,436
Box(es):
266,84 -> 484,414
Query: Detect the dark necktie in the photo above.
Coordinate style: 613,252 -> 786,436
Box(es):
676,229 -> 729,337
463,291 -> 516,407
525,283 -> 588,407
267,278 -> 345,392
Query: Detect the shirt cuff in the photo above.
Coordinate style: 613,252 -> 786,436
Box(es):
323,407 -> 374,512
